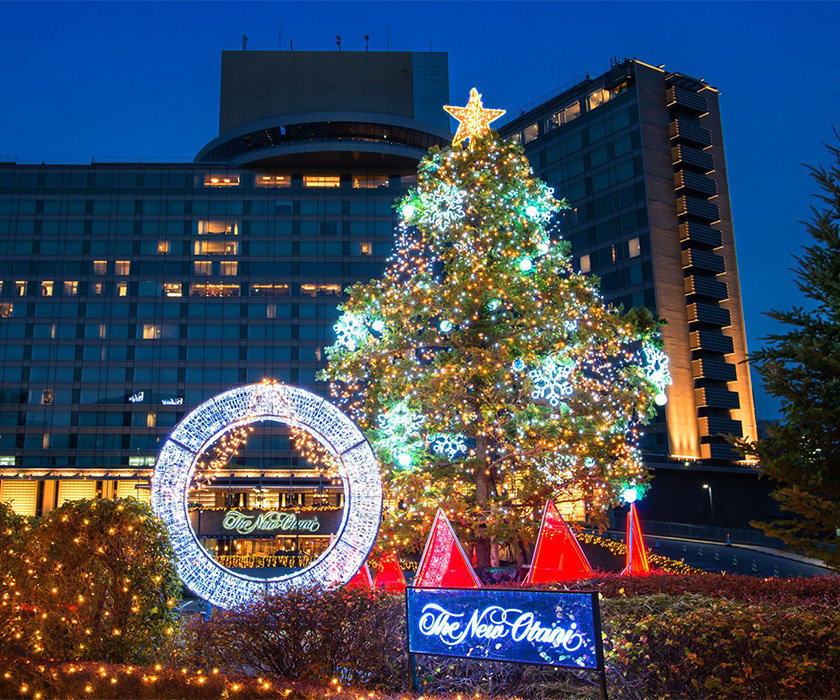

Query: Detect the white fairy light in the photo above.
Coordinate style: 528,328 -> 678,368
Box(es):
151,383 -> 382,609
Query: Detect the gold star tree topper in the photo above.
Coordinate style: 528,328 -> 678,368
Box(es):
444,88 -> 506,148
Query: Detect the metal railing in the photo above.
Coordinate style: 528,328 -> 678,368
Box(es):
496,71 -> 592,128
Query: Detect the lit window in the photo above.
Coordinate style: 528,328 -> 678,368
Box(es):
579,254 -> 591,273
255,174 -> 291,188
303,175 -> 340,188
250,284 -> 289,297
509,132 -> 522,145
0,303 -> 12,318
142,324 -> 161,339
128,456 -> 156,466
63,281 -> 78,296
359,242 -> 372,256
301,283 -> 342,297
42,390 -> 54,405
158,241 -> 170,254
147,412 -> 157,428
219,261 -> 239,276
15,281 -> 28,296
611,245 -> 617,263
43,433 -> 50,450
628,237 -> 641,258
197,220 -> 238,236
547,101 -> 581,130
0,282 -> 3,294
194,240 -> 239,255
117,282 -> 128,297
203,174 -> 240,187
587,88 -> 612,111
93,261 -> 108,275
194,261 -> 212,276
523,123 -> 539,144
40,281 -> 54,297
189,283 -> 240,298
115,261 -> 131,276
352,175 -> 389,189
91,282 -> 104,295
162,282 -> 183,297
0,456 -> 16,466
99,324 -> 107,339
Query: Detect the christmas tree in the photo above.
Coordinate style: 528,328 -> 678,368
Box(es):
320,89 -> 670,566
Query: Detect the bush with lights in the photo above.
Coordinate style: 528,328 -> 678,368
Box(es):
320,89 -> 671,565
0,498 -> 180,664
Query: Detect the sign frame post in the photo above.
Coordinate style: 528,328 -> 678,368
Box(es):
405,585 -> 608,700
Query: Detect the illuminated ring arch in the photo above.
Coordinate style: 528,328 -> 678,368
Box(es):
151,383 -> 382,609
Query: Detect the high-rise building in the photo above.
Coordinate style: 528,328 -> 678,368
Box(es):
0,51 -> 450,524
498,59 -> 761,526
0,52 -> 763,530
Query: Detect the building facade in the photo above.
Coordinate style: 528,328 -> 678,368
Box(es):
0,52 -> 762,530
0,51 -> 450,521
498,59 -> 761,528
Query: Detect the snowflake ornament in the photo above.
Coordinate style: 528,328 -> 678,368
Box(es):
529,355 -> 575,406
333,311 -> 369,352
417,182 -> 466,231
429,433 -> 468,460
641,344 -> 672,394
376,401 -> 426,452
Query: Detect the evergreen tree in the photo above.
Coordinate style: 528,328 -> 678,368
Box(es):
736,138 -> 840,571
321,90 -> 669,566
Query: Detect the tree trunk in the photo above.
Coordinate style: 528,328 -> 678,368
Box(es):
474,436 -> 491,568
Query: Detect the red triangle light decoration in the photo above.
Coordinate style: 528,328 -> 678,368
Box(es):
414,510 -> 482,589
622,503 -> 650,575
526,500 -> 593,584
373,551 -> 406,593
346,562 -> 373,589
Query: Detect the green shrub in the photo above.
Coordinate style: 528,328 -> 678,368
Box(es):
182,586 -> 408,689
1,498 -> 180,664
605,593 -> 840,699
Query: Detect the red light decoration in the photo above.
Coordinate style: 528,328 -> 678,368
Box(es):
346,562 -> 373,589
414,509 -> 482,589
526,500 -> 593,584
622,503 -> 650,575
373,551 -> 406,593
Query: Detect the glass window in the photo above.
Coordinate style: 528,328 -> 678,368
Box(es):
301,283 -> 342,297
157,240 -> 170,254
219,261 -> 238,276
548,101 -> 581,131
587,88 -> 612,111
114,260 -> 129,277
93,261 -> 108,275
628,237 -> 641,258
15,281 -> 28,296
193,261 -> 212,276
203,174 -> 240,187
508,132 -> 522,145
63,281 -> 78,296
162,282 -> 182,297
189,283 -> 240,297
40,281 -> 54,297
197,220 -> 238,236
194,239 -> 239,255
255,174 -> 290,188
523,123 -> 539,144
579,254 -> 591,273
116,281 -> 128,297
352,175 -> 389,189
303,175 -> 340,188
0,303 -> 12,318
90,282 -> 104,295
250,284 -> 289,297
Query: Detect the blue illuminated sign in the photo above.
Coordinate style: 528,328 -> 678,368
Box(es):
406,587 -> 603,670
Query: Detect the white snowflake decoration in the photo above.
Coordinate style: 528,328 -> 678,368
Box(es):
376,401 -> 426,452
333,311 -> 369,352
429,433 -> 468,460
529,355 -> 574,406
418,183 -> 466,231
641,344 -> 672,394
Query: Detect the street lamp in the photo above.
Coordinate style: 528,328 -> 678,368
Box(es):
702,483 -> 714,522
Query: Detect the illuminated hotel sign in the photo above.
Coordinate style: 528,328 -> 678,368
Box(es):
406,587 -> 606,694
191,508 -> 343,539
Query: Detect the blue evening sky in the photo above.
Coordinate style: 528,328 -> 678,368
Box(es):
1,1 -> 838,420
